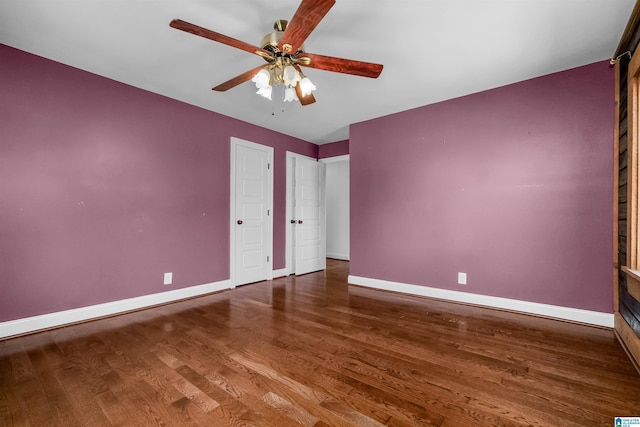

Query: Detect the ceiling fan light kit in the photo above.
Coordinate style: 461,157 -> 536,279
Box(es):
170,0 -> 383,106
250,50 -> 316,101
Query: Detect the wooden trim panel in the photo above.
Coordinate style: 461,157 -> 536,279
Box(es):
615,312 -> 640,374
627,50 -> 640,269
615,6 -> 640,369
622,266 -> 640,302
615,62 -> 621,313
613,0 -> 640,61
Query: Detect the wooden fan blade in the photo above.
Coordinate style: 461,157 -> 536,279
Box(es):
278,0 -> 335,53
170,19 -> 272,59
212,65 -> 266,92
298,52 -> 383,78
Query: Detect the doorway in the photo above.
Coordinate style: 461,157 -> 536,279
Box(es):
320,155 -> 350,261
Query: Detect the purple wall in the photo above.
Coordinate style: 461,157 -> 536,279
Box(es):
350,61 -> 614,313
0,44 -> 317,322
318,139 -> 349,158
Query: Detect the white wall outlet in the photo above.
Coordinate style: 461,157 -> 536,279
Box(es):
457,272 -> 467,285
163,272 -> 173,285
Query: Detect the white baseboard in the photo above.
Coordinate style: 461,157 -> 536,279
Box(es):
348,275 -> 613,328
0,279 -> 231,339
273,268 -> 288,278
327,253 -> 349,261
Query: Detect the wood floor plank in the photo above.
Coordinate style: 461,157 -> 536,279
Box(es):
9,377 -> 51,426
153,331 -> 301,426
99,333 -> 196,425
55,365 -> 112,426
222,322 -> 442,425
38,369 -> 84,427
2,259 -> 640,426
0,356 -> 30,427
262,391 -> 320,427
230,306 -> 507,424
224,353 -> 356,426
94,389 -> 136,426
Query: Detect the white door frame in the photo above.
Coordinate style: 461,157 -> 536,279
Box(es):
230,137 -> 273,287
285,151 -> 322,275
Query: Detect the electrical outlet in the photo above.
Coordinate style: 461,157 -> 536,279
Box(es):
163,272 -> 173,285
457,272 -> 467,285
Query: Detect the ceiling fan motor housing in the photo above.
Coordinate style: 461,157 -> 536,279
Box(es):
260,20 -> 305,57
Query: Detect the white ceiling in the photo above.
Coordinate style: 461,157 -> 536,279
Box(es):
0,0 -> 635,144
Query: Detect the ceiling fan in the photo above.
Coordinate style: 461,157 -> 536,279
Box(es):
170,0 -> 383,106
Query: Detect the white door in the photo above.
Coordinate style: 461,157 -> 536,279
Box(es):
294,156 -> 326,275
231,138 -> 273,286
286,154 -> 296,276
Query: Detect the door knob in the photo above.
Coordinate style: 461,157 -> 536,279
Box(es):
298,220 -> 303,224
290,220 -> 296,224
237,220 -> 243,225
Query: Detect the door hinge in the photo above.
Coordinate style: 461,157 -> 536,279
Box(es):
267,163 -> 270,170
267,209 -> 270,216
267,256 -> 270,262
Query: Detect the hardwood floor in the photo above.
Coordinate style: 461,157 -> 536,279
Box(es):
1,259 -> 639,426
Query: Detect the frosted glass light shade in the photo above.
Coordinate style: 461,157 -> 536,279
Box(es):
299,77 -> 316,96
256,85 -> 272,100
252,69 -> 271,89
284,86 -> 297,102
283,65 -> 301,87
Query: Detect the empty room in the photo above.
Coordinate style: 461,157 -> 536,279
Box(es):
2,0 -> 640,425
